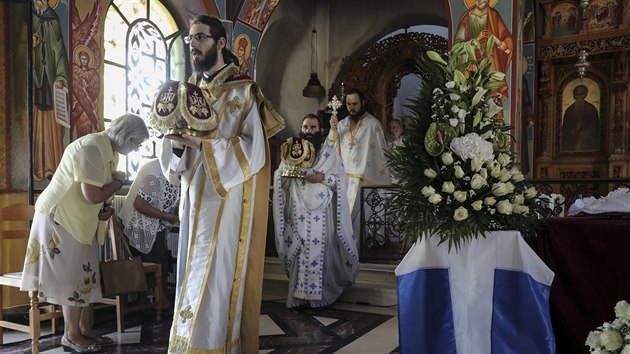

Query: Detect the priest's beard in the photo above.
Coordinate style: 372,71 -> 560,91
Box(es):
349,108 -> 366,122
300,131 -> 323,153
192,42 -> 219,74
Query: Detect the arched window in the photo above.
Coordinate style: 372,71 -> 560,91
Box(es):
103,0 -> 187,180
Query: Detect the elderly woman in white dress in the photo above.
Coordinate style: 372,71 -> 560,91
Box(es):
21,113 -> 149,353
119,158 -> 179,309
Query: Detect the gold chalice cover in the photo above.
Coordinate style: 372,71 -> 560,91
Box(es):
280,137 -> 315,178
148,81 -> 218,138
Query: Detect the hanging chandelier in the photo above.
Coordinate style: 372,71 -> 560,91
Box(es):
302,2 -> 325,98
575,49 -> 590,80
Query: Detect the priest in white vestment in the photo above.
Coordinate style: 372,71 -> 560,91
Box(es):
327,89 -> 391,247
155,15 -> 284,354
273,114 -> 359,308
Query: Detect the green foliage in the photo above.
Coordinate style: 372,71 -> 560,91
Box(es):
386,41 -> 552,251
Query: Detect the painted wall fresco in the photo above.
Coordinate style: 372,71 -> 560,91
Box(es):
446,0 -> 517,127
71,0 -> 102,140
550,2 -> 580,37
561,78 -> 601,153
32,0 -> 70,183
239,0 -> 279,31
233,22 -> 261,77
585,0 -> 619,31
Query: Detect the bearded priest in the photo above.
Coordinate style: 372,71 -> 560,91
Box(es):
273,114 -> 359,308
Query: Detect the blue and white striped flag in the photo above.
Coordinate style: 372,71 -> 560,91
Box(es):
395,230 -> 555,354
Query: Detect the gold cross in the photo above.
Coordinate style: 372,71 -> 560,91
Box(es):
228,96 -> 242,113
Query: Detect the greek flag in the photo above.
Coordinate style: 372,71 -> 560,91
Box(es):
395,231 -> 555,354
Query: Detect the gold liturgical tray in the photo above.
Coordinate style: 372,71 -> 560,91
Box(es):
280,137 -> 315,178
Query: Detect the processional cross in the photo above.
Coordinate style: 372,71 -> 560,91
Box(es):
327,95 -> 345,148
327,95 -> 342,115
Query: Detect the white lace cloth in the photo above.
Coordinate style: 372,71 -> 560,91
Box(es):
119,159 -> 179,254
568,188 -> 630,215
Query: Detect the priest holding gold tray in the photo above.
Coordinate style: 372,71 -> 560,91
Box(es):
272,113 -> 359,308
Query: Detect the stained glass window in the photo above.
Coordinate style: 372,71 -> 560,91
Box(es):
104,0 -> 187,181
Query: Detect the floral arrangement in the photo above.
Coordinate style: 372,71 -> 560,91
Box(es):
586,300 -> 630,354
386,39 -> 551,250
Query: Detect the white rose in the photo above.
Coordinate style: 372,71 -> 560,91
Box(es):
497,200 -> 513,215
585,330 -> 602,349
615,300 -> 630,323
479,168 -> 488,179
492,182 -> 509,197
457,109 -> 467,119
442,181 -> 455,194
424,168 -> 437,178
510,167 -> 525,182
454,165 -> 465,179
513,205 -> 529,215
441,152 -> 454,165
453,206 -> 469,221
449,93 -> 461,102
505,182 -> 515,193
499,168 -> 511,182
600,329 -> 624,351
451,105 -> 460,113
471,158 -> 483,172
470,174 -> 487,190
621,345 -> 630,354
454,191 -> 467,202
428,193 -> 443,204
512,194 -> 525,205
471,200 -> 483,211
484,196 -> 497,206
449,118 -> 459,127
490,164 -> 501,178
421,186 -> 436,197
524,186 -> 538,198
497,153 -> 511,167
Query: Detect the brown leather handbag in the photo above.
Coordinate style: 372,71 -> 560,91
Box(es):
99,214 -> 147,297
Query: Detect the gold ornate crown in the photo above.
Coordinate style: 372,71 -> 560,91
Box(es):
280,137 -> 316,178
148,81 -> 218,137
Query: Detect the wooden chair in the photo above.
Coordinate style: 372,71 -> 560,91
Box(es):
99,210 -> 163,333
0,203 -> 63,354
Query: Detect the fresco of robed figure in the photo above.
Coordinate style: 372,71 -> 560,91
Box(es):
561,79 -> 601,153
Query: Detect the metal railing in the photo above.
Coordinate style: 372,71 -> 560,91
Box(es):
357,178 -> 630,263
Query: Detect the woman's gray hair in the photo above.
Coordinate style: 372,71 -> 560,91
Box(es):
107,113 -> 149,147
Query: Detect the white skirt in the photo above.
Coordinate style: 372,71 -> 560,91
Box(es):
20,211 -> 103,306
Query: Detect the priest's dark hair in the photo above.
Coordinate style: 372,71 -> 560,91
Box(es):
346,88 -> 365,104
302,113 -> 321,129
189,15 -> 239,66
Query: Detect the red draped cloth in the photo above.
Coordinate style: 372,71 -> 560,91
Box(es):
534,217 -> 630,354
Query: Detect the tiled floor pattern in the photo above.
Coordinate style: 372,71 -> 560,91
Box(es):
1,301 -> 399,353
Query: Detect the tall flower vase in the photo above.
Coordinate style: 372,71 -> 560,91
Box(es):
395,231 -> 556,354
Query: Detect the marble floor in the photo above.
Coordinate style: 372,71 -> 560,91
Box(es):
0,296 -> 400,354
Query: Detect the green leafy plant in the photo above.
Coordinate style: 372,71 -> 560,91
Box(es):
386,39 -> 551,251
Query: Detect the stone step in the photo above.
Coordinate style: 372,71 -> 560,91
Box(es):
263,257 -> 398,307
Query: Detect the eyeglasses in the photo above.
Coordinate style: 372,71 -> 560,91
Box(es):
183,33 -> 213,44
131,141 -> 143,151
